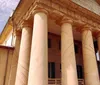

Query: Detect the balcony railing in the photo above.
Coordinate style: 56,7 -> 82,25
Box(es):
78,79 -> 84,85
48,78 -> 61,85
48,78 -> 84,85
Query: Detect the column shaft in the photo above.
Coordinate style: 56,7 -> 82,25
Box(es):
15,25 -> 32,85
28,12 -> 48,85
82,29 -> 100,85
61,22 -> 78,85
7,31 -> 21,85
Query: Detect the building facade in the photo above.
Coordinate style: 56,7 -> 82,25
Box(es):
0,0 -> 100,85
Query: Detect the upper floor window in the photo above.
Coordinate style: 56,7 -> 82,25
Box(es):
48,62 -> 55,78
96,51 -> 100,61
74,44 -> 78,53
97,61 -> 100,77
48,39 -> 51,48
59,41 -> 61,50
77,65 -> 83,79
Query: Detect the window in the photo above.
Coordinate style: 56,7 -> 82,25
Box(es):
48,39 -> 51,48
48,62 -> 55,78
96,51 -> 100,61
94,41 -> 98,53
74,44 -> 78,53
97,61 -> 100,77
60,64 -> 61,72
59,41 -> 61,50
77,65 -> 83,79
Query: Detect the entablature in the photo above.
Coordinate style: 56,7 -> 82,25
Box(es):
13,0 -> 100,32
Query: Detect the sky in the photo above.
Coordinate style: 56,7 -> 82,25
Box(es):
0,0 -> 20,34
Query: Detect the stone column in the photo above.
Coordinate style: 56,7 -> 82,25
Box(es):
15,20 -> 33,85
82,26 -> 100,85
28,10 -> 48,85
61,17 -> 78,85
7,30 -> 21,85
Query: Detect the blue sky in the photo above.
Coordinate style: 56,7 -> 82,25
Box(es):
0,0 -> 20,34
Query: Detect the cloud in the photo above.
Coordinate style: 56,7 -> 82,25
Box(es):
0,0 -> 20,33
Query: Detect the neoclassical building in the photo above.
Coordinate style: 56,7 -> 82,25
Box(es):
0,0 -> 100,85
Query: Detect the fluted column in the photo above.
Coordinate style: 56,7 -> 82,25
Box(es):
15,20 -> 33,85
7,30 -> 21,85
28,10 -> 48,85
61,17 -> 78,85
82,26 -> 100,85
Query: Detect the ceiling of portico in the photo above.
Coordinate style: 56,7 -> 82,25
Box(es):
48,19 -> 82,41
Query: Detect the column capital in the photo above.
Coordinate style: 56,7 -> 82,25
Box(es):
32,8 -> 48,16
78,24 -> 92,32
56,16 -> 73,26
22,20 -> 33,28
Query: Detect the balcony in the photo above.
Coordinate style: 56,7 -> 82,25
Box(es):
48,78 -> 84,85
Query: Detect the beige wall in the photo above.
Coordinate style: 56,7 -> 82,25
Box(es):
0,46 -> 14,85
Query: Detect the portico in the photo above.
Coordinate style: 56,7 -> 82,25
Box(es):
14,2 -> 100,85
0,0 -> 100,85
